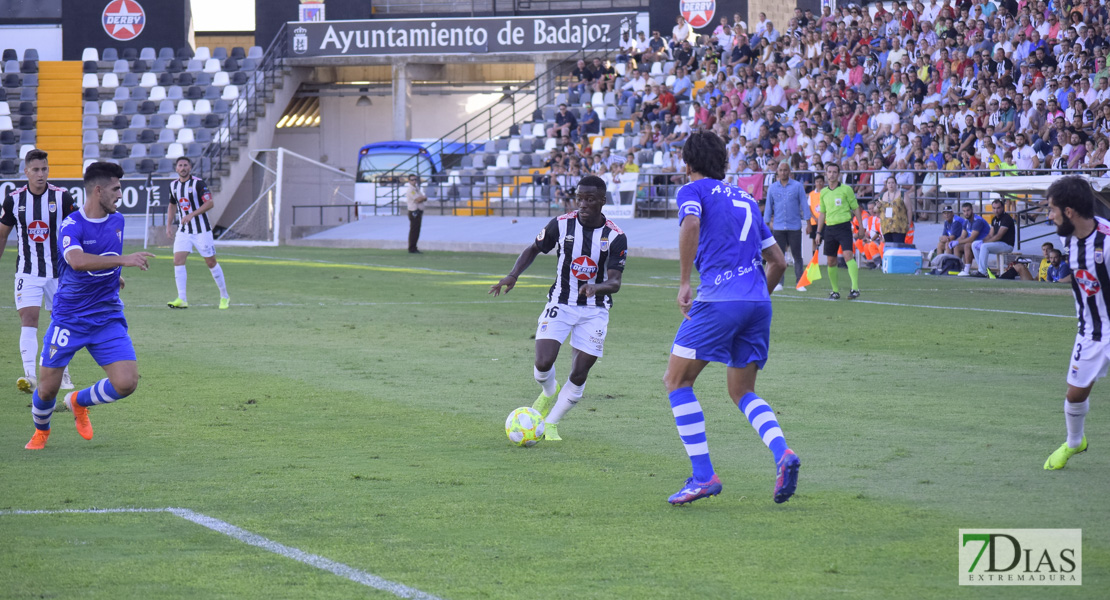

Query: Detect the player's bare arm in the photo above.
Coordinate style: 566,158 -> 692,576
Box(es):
814,212 -> 826,245
65,249 -> 155,272
762,243 -> 787,295
853,207 -> 866,239
581,269 -> 622,298
489,241 -> 542,296
677,214 -> 700,319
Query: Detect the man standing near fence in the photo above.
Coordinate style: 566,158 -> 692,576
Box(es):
404,174 -> 427,254
764,161 -> 810,291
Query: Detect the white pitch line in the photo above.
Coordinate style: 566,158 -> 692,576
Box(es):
772,293 -> 1072,318
0,507 -> 445,600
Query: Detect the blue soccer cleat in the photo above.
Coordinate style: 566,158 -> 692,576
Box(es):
668,474 -> 722,505
774,449 -> 800,504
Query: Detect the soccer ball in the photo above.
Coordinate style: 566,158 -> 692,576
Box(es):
505,407 -> 546,447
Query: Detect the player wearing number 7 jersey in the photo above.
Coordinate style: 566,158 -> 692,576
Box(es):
488,175 -> 628,441
24,162 -> 155,450
662,131 -> 799,505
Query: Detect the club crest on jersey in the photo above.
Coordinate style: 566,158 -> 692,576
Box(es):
49,346 -> 58,359
116,229 -> 123,242
600,238 -> 609,251
537,228 -> 546,241
178,198 -> 193,211
102,0 -> 146,42
48,201 -> 57,213
1075,269 -> 1101,296
62,236 -> 71,248
27,220 -> 49,243
1097,249 -> 1105,264
571,256 -> 598,281
540,322 -> 548,332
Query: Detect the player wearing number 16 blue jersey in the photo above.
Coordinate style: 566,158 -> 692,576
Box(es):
24,162 -> 155,450
661,131 -> 800,505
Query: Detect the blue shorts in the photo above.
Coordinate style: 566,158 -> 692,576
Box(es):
41,313 -> 136,368
671,300 -> 771,369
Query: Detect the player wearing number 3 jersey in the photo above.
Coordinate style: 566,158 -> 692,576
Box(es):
662,131 -> 800,506
24,162 -> 155,450
489,175 -> 628,441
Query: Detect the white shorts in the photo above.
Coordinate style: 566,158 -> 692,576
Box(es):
535,302 -> 609,357
1068,336 -> 1110,388
14,274 -> 57,311
173,230 -> 216,257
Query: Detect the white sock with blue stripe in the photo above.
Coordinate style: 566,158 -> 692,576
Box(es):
74,378 -> 127,407
739,392 -> 788,463
669,387 -> 715,482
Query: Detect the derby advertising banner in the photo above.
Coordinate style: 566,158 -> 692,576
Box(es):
289,12 -> 634,57
1,179 -> 170,215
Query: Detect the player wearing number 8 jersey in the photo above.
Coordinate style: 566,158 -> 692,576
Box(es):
489,175 -> 628,441
1043,175 -> 1110,469
662,131 -> 799,505
165,157 -> 229,310
0,149 -> 78,394
24,162 -> 155,450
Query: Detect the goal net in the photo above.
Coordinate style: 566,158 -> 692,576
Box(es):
217,148 -> 355,246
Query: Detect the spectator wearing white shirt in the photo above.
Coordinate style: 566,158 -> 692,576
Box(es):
764,75 -> 787,112
1013,133 -> 1039,172
672,16 -> 691,47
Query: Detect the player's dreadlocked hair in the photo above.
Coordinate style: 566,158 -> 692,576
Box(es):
1047,175 -> 1096,219
682,131 -> 727,181
577,174 -> 607,197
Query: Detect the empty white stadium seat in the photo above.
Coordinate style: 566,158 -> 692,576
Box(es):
149,86 -> 166,101
176,128 -> 195,144
101,72 -> 119,88
650,62 -> 663,75
543,137 -> 557,151
614,63 -> 626,77
203,58 -> 221,74
166,114 -> 185,130
615,136 -> 626,152
591,136 -> 604,153
81,47 -> 99,62
211,71 -> 230,87
193,99 -> 212,115
0,103 -> 8,116
506,138 -> 521,153
101,101 -> 119,116
0,117 -> 13,131
194,47 -> 211,61
166,143 -> 184,159
221,85 -> 239,100
528,123 -> 544,138
652,151 -> 664,166
591,91 -> 604,107
665,75 -> 676,87
19,145 -> 34,159
495,154 -> 510,168
176,99 -> 194,115
139,72 -> 157,88
82,73 -> 99,89
100,129 -> 119,145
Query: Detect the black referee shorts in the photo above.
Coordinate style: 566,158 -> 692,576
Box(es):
822,222 -> 855,257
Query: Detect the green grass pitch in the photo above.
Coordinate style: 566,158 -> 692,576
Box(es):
0,245 -> 1106,599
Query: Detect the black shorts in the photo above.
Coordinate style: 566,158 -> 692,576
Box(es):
822,222 -> 855,257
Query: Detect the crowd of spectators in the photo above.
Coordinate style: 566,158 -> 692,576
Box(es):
540,0 -> 1110,220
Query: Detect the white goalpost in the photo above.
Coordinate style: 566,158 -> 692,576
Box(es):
216,147 -> 355,246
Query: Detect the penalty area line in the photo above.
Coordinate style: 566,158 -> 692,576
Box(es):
0,507 -> 445,600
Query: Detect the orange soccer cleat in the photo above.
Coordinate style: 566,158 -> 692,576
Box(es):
65,392 -> 93,440
24,429 -> 50,450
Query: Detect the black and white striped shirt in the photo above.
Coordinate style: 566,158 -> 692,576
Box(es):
535,212 -> 628,309
1064,217 -> 1110,342
170,176 -> 213,234
0,183 -> 77,278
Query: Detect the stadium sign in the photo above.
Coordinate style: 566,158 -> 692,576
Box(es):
102,0 -> 146,42
0,178 -> 169,216
288,13 -> 633,57
680,0 -> 715,29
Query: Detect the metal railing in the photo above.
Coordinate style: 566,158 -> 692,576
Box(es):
292,204 -> 360,226
199,24 -> 290,184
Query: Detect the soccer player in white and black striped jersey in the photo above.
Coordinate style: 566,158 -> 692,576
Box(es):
0,149 -> 77,394
488,175 -> 628,441
165,157 -> 230,309
1044,175 -> 1108,470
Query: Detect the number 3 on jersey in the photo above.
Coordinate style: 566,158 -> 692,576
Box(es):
50,327 -> 70,347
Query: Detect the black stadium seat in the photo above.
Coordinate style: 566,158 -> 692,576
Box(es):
230,47 -> 246,60
83,88 -> 98,102
0,88 -> 6,101
111,145 -> 128,159
83,60 -> 98,73
138,158 -> 155,174
132,60 -> 149,73
0,130 -> 14,145
176,47 -> 193,60
158,72 -> 174,86
3,74 -> 21,88
166,59 -> 183,74
112,115 -> 128,129
139,129 -> 156,144
222,58 -> 239,72
186,86 -> 203,100
2,49 -> 16,62
17,116 -> 34,130
21,60 -> 38,74
18,101 -> 34,115
230,72 -> 248,86
0,159 -> 17,176
203,114 -> 220,128
139,101 -> 156,115
121,48 -> 138,61
177,72 -> 194,86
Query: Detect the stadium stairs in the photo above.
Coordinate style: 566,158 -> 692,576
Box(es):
37,61 -> 83,178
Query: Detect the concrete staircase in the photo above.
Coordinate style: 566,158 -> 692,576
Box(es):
36,62 -> 84,178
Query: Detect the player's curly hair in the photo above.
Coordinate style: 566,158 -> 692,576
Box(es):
682,131 -> 726,180
83,161 -> 125,189
1047,175 -> 1096,219
577,174 -> 607,197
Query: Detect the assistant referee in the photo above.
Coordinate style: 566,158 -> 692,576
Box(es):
813,162 -> 864,300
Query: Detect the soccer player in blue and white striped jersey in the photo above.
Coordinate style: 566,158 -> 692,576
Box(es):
662,131 -> 801,505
